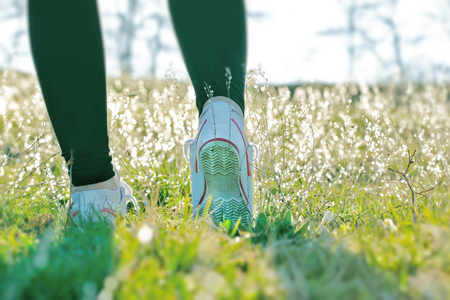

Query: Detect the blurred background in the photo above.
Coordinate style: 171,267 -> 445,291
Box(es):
0,0 -> 449,85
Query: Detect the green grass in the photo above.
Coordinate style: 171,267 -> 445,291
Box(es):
0,70 -> 449,299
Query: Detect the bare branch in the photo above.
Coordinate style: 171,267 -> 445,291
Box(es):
388,149 -> 417,223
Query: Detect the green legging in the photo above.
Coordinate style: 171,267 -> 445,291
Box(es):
28,0 -> 247,186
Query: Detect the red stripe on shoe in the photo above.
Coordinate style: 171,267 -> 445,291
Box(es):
102,208 -> 116,216
195,119 -> 208,173
231,118 -> 251,176
198,138 -> 240,155
103,208 -> 124,220
193,178 -> 207,215
239,177 -> 251,208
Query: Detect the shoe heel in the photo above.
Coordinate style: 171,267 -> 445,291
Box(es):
200,142 -> 240,176
199,141 -> 251,227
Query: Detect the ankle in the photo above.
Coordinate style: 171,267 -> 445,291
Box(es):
201,96 -> 244,118
70,171 -> 120,195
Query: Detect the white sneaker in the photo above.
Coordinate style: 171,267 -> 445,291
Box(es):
184,96 -> 258,227
67,169 -> 139,224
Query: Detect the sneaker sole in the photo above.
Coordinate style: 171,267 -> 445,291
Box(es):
199,141 -> 252,227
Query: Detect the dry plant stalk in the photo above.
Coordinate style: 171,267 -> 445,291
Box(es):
388,149 -> 437,224
388,149 -> 417,223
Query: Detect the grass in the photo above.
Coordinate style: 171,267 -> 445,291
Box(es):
0,69 -> 449,299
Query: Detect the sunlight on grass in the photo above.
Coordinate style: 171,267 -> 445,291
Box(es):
0,70 -> 449,299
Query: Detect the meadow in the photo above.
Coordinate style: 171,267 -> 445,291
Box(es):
0,69 -> 449,299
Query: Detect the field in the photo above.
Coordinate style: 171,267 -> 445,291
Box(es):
0,69 -> 449,299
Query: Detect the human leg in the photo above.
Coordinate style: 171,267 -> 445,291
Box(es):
28,0 -> 140,222
28,0 -> 114,186
168,0 -> 247,115
170,0 -> 256,226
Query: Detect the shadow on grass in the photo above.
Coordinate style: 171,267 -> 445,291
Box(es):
0,222 -> 115,300
249,212 -> 401,300
0,210 -> 410,300
269,236 -> 400,299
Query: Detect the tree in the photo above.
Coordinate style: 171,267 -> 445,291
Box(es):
146,13 -> 173,77
0,0 -> 27,67
374,0 -> 426,83
319,0 -> 427,83
105,0 -> 173,77
318,0 -> 381,81
114,0 -> 142,76
422,0 -> 450,81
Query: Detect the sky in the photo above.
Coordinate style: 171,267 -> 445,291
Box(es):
0,0 -> 449,84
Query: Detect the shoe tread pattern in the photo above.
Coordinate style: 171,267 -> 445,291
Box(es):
200,144 -> 239,176
199,198 -> 251,227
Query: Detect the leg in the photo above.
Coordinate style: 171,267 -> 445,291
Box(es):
168,0 -> 247,115
28,0 -> 114,186
171,0 -> 256,226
